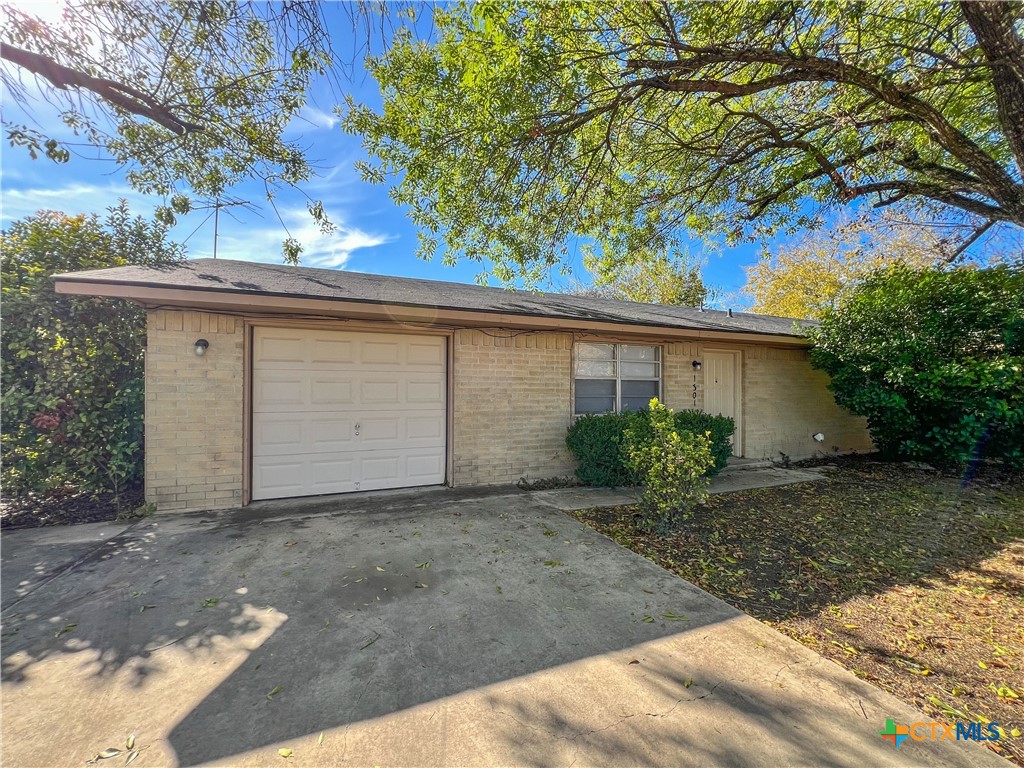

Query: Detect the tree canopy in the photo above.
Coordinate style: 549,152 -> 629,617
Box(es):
1,203 -> 183,499
745,214 -> 945,319
0,1 -> 336,261
346,1 -> 1024,282
808,264 -> 1024,467
578,252 -> 714,307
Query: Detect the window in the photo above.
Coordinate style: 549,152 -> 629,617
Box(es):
574,343 -> 661,415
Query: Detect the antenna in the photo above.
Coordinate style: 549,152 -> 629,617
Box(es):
190,197 -> 254,258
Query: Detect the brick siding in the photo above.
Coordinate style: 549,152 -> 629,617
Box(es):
145,310 -> 244,512
451,329 -> 576,485
143,311 -> 871,512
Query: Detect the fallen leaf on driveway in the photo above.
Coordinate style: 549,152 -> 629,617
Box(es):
278,748 -> 293,758
266,685 -> 283,700
55,623 -> 77,638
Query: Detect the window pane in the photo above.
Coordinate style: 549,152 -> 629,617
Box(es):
576,343 -> 614,360
619,345 -> 659,361
575,360 -> 615,377
575,379 -> 616,396
621,361 -> 659,378
621,379 -> 659,398
621,397 -> 655,412
575,396 -> 616,414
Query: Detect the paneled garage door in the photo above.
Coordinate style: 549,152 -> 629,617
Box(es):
251,328 -> 447,500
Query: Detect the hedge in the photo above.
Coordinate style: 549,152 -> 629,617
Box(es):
566,406 -> 735,487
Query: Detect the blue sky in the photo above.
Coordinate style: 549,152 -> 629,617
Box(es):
0,6 -> 774,307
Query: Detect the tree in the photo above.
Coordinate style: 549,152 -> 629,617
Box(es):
1,203 -> 184,501
745,213 -> 944,319
808,265 -> 1024,467
578,252 -> 714,307
345,1 -> 1024,282
0,1 -> 335,261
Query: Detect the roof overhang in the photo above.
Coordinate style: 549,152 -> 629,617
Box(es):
53,277 -> 811,348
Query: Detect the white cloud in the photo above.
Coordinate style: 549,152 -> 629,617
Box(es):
0,182 -> 155,222
0,181 -> 396,271
295,105 -> 340,131
191,205 -> 395,270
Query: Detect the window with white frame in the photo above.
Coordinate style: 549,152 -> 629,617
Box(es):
574,343 -> 661,415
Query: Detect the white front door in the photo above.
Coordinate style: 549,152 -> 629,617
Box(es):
251,328 -> 447,500
703,350 -> 743,456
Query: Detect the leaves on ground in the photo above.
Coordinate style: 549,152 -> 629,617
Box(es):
266,685 -> 283,700
570,460 -> 1024,765
54,623 -> 77,638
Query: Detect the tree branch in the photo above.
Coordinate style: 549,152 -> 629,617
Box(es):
0,43 -> 204,135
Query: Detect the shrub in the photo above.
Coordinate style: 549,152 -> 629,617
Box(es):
808,264 -> 1024,468
624,399 -> 714,534
674,410 -> 735,473
1,204 -> 184,502
566,407 -> 733,486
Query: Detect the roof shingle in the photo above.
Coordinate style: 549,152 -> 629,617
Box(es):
55,258 -> 809,338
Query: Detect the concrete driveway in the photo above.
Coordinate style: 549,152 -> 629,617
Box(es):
1,489 -> 1002,767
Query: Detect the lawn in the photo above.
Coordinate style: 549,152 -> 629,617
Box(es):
568,460 -> 1024,765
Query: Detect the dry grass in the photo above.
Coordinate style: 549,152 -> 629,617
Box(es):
569,460 -> 1024,764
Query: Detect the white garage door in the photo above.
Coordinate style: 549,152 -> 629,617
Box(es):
251,328 -> 447,500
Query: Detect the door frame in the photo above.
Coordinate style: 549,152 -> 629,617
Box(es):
242,319 -> 454,505
702,348 -> 744,457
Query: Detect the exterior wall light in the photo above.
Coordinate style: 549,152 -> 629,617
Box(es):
813,432 -> 825,442
194,339 -> 210,356
692,360 -> 702,370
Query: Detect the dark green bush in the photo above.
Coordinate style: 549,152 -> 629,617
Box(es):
566,405 -> 734,487
1,204 -> 183,501
808,264 -> 1024,468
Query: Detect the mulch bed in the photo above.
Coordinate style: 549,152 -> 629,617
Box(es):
569,459 -> 1024,764
0,485 -> 144,530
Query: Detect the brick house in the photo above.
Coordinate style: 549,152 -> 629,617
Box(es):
54,258 -> 872,513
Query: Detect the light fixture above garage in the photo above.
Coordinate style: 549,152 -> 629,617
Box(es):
692,360 -> 702,370
194,339 -> 209,356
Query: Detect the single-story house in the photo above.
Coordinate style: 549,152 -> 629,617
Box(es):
54,258 -> 872,513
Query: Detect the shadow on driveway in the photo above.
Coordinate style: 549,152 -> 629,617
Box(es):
1,491 -> 1002,767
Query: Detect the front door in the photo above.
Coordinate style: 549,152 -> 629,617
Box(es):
703,350 -> 742,456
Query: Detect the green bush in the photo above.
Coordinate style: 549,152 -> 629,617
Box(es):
624,399 -> 714,534
1,203 -> 183,502
565,404 -> 734,486
808,264 -> 1024,467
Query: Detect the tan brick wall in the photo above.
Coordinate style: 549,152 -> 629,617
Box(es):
662,341 -> 703,412
142,312 -> 871,509
452,329 -> 575,485
738,345 -> 873,461
661,340 -> 871,460
145,310 -> 244,512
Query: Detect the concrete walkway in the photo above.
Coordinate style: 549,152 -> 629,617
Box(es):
1,487 -> 1001,767
532,464 -> 826,511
